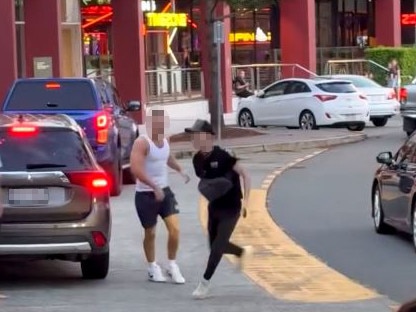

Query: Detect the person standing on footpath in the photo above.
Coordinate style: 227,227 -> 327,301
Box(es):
184,119 -> 253,299
130,107 -> 190,284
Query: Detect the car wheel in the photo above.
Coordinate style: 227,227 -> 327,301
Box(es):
372,118 -> 388,127
372,187 -> 392,234
299,110 -> 317,130
347,123 -> 365,131
238,109 -> 255,127
81,252 -> 109,279
110,156 -> 122,197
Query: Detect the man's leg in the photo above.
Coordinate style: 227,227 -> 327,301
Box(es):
160,188 -> 185,284
135,191 -> 166,282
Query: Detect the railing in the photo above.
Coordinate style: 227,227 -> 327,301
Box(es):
231,63 -> 318,92
324,58 -> 413,86
145,67 -> 204,103
86,63 -> 318,103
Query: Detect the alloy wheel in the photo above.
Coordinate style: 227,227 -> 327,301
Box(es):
373,190 -> 381,229
239,111 -> 253,127
300,112 -> 315,130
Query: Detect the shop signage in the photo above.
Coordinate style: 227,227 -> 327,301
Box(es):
146,13 -> 187,28
81,0 -> 156,12
229,32 -> 271,43
401,13 -> 416,25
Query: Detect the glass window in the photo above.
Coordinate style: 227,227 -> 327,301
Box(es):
61,0 -> 81,23
264,81 -> 291,97
287,82 -> 311,94
5,81 -> 98,111
335,76 -> 381,88
316,81 -> 357,93
0,130 -> 94,171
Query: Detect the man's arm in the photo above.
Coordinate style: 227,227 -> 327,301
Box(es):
233,161 -> 251,201
167,154 -> 183,173
129,138 -> 158,190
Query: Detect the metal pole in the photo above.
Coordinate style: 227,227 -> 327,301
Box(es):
216,40 -> 222,145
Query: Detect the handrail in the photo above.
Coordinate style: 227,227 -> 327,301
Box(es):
326,58 -> 389,72
231,63 -> 318,77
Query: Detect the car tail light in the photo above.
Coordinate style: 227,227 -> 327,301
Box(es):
95,112 -> 110,144
45,83 -> 61,89
92,231 -> 107,248
387,90 -> 397,100
65,171 -> 109,193
400,87 -> 408,101
8,126 -> 39,137
359,94 -> 367,100
314,94 -> 337,102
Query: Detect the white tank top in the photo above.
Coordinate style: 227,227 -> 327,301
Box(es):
135,135 -> 170,192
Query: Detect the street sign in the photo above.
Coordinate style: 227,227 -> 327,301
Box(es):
213,21 -> 224,44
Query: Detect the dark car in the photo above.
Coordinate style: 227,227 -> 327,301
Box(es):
1,78 -> 141,196
372,135 -> 416,247
0,114 -> 111,279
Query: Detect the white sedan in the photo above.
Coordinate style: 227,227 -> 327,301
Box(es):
237,78 -> 370,131
323,75 -> 400,127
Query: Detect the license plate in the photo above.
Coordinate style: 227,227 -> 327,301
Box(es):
344,114 -> 357,121
8,188 -> 49,205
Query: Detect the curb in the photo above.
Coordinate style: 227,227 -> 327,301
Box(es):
172,133 -> 367,159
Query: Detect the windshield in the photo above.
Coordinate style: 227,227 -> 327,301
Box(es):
333,76 -> 381,88
315,82 -> 357,93
0,130 -> 94,171
5,81 -> 98,111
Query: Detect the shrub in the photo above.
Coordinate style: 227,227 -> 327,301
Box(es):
364,47 -> 416,86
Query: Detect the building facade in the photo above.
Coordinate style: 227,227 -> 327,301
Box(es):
0,0 -> 402,123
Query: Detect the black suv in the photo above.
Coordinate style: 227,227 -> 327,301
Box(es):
0,114 -> 111,279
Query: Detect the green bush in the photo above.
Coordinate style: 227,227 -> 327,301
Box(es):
364,47 -> 416,86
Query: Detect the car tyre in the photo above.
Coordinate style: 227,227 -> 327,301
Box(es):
81,252 -> 110,279
372,187 -> 392,234
347,123 -> 365,131
299,110 -> 317,130
238,109 -> 255,127
371,118 -> 388,127
110,156 -> 122,197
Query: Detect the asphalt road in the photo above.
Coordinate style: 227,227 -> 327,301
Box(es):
267,117 -> 416,303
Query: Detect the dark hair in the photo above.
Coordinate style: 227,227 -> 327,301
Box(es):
398,298 -> 416,312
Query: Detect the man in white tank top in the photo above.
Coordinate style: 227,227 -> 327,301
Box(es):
130,107 -> 190,284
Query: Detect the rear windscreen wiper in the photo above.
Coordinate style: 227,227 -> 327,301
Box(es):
26,163 -> 67,169
46,103 -> 59,108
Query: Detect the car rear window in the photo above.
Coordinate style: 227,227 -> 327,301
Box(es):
316,82 -> 357,93
337,76 -> 381,88
0,130 -> 94,172
5,81 -> 97,111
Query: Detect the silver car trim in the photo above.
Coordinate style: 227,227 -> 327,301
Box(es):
0,242 -> 91,255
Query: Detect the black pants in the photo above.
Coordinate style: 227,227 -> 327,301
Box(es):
236,89 -> 254,98
203,212 -> 243,280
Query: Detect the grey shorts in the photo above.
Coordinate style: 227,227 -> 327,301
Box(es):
135,187 -> 179,229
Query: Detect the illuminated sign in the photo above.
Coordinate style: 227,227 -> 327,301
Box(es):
81,0 -> 156,12
229,32 -> 272,43
146,13 -> 187,28
402,13 -> 416,25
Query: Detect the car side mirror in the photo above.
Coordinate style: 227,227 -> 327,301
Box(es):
376,151 -> 393,165
126,101 -> 141,112
257,90 -> 265,98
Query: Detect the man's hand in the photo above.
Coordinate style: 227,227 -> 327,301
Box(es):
181,172 -> 191,184
241,197 -> 249,218
154,187 -> 165,202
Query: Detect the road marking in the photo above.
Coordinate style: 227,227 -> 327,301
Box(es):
199,148 -> 384,303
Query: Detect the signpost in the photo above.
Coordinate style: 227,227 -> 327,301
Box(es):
213,21 -> 224,145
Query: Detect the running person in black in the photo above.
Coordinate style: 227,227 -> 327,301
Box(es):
184,119 -> 253,299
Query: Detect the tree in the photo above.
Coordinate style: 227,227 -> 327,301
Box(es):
203,0 -> 275,134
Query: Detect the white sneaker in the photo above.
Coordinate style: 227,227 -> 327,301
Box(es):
192,279 -> 210,299
148,263 -> 167,283
239,245 -> 254,270
166,263 -> 186,284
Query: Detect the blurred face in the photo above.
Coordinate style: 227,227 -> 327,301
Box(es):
145,109 -> 170,140
191,132 -> 213,152
239,70 -> 245,78
392,59 -> 397,66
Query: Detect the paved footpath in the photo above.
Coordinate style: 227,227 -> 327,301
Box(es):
0,150 -> 396,312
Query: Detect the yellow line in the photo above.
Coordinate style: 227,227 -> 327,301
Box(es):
199,191 -> 380,303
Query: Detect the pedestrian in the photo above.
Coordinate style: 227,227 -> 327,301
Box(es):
233,69 -> 254,98
388,58 -> 401,95
130,107 -> 190,284
184,119 -> 253,299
